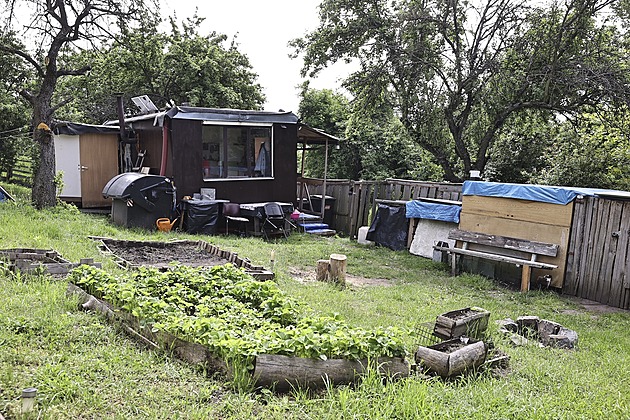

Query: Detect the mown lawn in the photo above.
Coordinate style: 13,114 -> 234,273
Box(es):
1,183 -> 629,419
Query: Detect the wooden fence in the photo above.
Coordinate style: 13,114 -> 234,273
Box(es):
298,177 -> 462,238
564,196 -> 630,309
1,155 -> 33,186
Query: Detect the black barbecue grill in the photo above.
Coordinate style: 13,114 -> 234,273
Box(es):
102,173 -> 175,229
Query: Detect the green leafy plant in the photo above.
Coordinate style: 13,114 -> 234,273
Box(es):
68,263 -> 408,385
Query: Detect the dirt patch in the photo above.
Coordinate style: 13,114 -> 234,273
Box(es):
560,296 -> 629,316
290,267 -> 394,287
102,241 -> 228,268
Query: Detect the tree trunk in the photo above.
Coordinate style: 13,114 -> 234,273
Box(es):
31,125 -> 57,209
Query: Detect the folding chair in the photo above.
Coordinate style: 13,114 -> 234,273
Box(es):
222,202 -> 249,236
262,202 -> 289,240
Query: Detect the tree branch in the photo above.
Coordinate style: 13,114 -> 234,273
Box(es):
56,65 -> 92,77
0,46 -> 45,78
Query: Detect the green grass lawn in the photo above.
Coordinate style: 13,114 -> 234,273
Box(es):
1,183 -> 629,419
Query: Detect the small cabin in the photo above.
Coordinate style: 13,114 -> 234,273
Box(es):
54,105 -> 337,208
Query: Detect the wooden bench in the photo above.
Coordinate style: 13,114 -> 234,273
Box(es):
433,229 -> 559,292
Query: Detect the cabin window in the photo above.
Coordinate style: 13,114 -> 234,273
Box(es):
201,124 -> 272,179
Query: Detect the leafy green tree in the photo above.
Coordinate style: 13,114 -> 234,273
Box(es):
1,0 -> 150,208
297,85 -> 349,178
292,0 -> 630,182
0,33 -> 32,182
537,113 -> 630,190
484,111 -> 556,184
298,86 -> 441,180
57,13 -> 265,123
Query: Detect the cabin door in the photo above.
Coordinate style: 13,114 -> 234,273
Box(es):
79,133 -> 119,207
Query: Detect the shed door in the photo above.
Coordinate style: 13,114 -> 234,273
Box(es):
55,134 -> 81,198
79,133 -> 119,207
565,197 -> 630,309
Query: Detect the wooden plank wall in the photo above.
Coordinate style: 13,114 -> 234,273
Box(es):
564,197 -> 630,309
458,195 -> 574,289
298,178 -> 462,238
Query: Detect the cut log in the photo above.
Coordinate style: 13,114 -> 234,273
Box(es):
329,254 -> 347,286
253,354 -> 409,392
316,259 -> 329,282
415,339 -> 487,377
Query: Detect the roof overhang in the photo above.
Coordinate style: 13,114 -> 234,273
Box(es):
297,123 -> 341,145
53,121 -> 122,136
104,106 -> 299,127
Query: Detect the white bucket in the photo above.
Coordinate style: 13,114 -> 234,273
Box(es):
357,226 -> 373,245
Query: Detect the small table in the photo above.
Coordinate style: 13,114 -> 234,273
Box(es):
239,202 -> 294,236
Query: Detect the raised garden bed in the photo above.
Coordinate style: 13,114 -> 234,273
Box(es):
415,337 -> 487,377
0,248 -> 100,275
433,307 -> 490,340
94,238 -> 274,280
66,264 -> 410,391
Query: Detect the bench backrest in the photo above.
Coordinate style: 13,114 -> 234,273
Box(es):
448,229 -> 559,257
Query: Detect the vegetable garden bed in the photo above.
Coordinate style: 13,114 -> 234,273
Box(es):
94,238 -> 274,280
67,263 -> 409,391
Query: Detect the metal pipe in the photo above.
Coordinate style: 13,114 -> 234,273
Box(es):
160,118 -> 169,176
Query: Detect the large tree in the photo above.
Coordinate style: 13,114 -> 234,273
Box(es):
298,85 -> 442,180
293,0 -> 630,182
57,13 -> 265,124
0,0 -> 150,208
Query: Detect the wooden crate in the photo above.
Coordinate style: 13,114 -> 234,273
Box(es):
433,307 -> 490,340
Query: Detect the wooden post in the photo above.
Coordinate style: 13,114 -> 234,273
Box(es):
521,265 -> 531,292
329,254 -> 347,286
316,259 -> 329,282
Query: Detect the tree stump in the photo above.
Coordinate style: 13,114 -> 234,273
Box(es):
316,259 -> 329,282
329,254 -> 347,286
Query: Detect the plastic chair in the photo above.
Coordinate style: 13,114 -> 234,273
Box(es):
262,202 -> 289,240
223,202 -> 249,236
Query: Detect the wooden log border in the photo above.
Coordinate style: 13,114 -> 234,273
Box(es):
67,283 -> 228,375
67,283 -> 410,391
0,248 -> 101,275
254,354 -> 409,393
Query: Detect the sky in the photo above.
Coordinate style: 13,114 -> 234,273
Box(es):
161,0 -> 353,113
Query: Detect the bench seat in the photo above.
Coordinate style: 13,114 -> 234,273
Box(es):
434,229 -> 559,292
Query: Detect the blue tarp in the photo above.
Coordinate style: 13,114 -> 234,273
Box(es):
405,201 -> 461,223
0,186 -> 14,202
462,181 -> 630,206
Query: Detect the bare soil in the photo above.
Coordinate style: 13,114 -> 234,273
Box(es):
103,241 -> 228,268
289,267 -> 395,287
